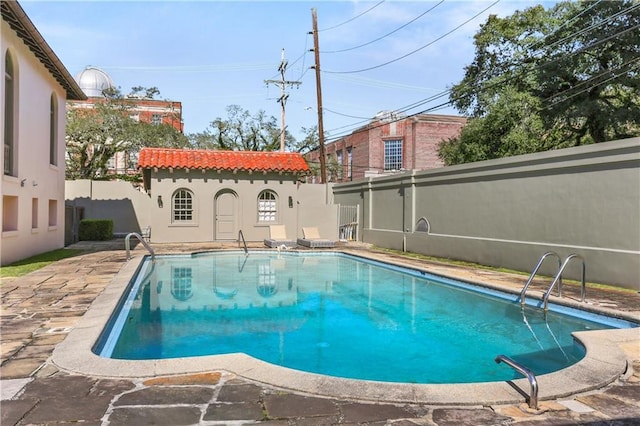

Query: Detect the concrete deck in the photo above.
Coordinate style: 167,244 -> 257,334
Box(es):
2,239 -> 639,425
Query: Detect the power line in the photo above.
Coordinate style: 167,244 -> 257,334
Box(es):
321,2 -> 639,139
318,0 -> 386,32
321,0 -> 445,54
540,2 -> 640,53
541,56 -> 640,109
323,0 -> 500,74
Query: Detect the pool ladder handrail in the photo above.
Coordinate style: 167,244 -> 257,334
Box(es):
238,229 -> 248,255
125,232 -> 155,260
495,355 -> 539,410
520,251 -> 562,307
542,254 -> 586,311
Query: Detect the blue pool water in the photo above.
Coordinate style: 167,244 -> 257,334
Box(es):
95,252 -> 635,384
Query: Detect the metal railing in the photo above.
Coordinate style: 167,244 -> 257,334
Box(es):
520,251 -> 562,307
238,230 -> 248,255
543,254 -> 586,311
495,355 -> 539,410
125,232 -> 155,260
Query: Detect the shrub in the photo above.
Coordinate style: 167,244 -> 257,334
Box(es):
78,219 -> 113,241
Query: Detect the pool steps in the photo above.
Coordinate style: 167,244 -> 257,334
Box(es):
520,252 -> 587,311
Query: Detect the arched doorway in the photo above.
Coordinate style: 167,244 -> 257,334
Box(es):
214,190 -> 238,240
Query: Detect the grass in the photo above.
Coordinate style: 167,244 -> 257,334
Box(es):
0,248 -> 85,279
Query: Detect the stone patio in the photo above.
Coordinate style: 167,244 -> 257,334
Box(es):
1,240 -> 639,425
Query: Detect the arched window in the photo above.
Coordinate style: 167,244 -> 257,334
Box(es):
257,190 -> 277,222
4,51 -> 16,176
49,93 -> 58,165
172,189 -> 193,222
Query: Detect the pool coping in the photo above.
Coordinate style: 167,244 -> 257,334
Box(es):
52,251 -> 639,405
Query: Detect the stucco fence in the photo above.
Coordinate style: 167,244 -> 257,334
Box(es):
333,137 -> 640,291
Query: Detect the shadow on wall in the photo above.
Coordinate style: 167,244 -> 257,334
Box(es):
65,198 -> 141,242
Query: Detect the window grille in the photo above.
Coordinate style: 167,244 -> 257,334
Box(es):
257,190 -> 277,222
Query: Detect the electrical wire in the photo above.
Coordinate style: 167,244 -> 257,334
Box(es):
318,0 -> 386,32
321,4 -> 639,138
321,0 -> 445,54
540,2 -> 640,53
323,0 -> 500,74
541,56 -> 640,108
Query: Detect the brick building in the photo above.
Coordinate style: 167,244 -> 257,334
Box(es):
68,66 -> 184,174
306,112 -> 466,182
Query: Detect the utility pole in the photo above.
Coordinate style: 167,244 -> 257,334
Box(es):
264,49 -> 301,151
310,8 -> 327,184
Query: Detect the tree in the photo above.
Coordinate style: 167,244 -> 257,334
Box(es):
440,0 -> 640,165
189,105 -> 291,151
66,87 -> 188,179
289,125 -> 319,153
66,101 -> 135,179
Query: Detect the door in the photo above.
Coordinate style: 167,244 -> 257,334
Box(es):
215,190 -> 238,240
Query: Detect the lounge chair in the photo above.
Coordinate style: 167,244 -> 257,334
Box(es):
264,225 -> 296,248
297,227 -> 336,248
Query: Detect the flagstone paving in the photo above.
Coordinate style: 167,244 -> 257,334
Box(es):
1,240 -> 639,425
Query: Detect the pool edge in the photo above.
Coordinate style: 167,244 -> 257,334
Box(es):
51,251 -> 638,406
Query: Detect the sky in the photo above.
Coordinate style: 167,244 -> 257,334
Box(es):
21,0 -> 556,143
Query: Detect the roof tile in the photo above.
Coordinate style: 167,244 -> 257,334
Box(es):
138,148 -> 310,174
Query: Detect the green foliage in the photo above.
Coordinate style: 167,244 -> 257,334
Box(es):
66,86 -> 189,180
442,0 -> 640,165
188,105 -> 293,151
78,219 -> 114,241
289,125 -> 319,154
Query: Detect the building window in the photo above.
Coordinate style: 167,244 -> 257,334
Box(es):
384,139 -> 403,171
336,150 -> 343,180
49,93 -> 58,165
47,199 -> 58,227
106,155 -> 116,172
172,189 -> 193,222
4,51 -> 16,176
127,151 -> 139,170
2,195 -> 18,232
347,147 -> 353,179
257,190 -> 277,222
32,198 -> 38,229
151,113 -> 162,125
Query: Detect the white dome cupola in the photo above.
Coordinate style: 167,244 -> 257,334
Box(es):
75,66 -> 115,97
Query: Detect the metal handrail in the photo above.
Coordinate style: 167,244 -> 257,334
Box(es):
238,230 -> 248,255
520,251 -> 562,307
125,232 -> 155,260
542,254 -> 586,311
495,355 -> 539,410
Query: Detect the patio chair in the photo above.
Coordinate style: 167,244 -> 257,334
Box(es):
264,225 -> 297,248
297,227 -> 336,248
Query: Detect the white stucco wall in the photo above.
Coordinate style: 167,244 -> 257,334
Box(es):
65,177 -> 339,244
145,170 -> 337,243
1,24 -> 67,265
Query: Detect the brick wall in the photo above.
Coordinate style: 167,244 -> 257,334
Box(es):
304,114 -> 466,182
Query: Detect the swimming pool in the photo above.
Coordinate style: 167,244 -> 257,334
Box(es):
94,251 -> 635,384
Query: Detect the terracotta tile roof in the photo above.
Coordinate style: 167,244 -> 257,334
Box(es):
138,148 -> 310,174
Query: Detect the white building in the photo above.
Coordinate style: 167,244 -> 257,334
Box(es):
1,0 -> 86,265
